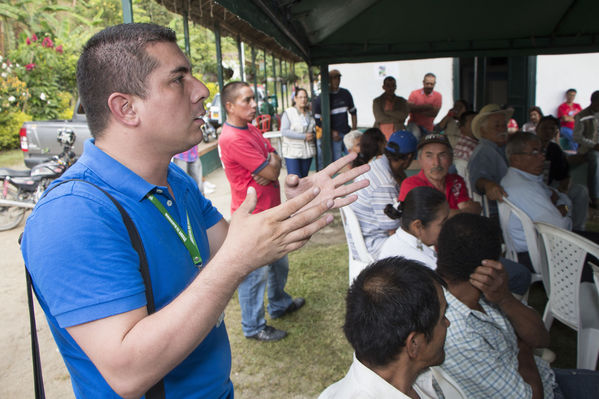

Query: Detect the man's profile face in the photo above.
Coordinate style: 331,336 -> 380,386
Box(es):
227,86 -> 257,125
566,90 -> 576,103
420,284 -> 450,366
481,113 -> 508,146
329,73 -> 341,92
383,78 -> 396,95
536,120 -> 558,144
137,41 -> 209,154
420,142 -> 452,183
423,76 -> 436,95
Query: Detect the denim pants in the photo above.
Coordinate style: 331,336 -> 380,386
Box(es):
237,255 -> 293,336
553,368 -> 599,399
316,137 -> 346,168
285,157 -> 313,178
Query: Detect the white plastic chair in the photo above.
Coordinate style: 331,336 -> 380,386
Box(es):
592,263 -> 599,299
453,158 -> 468,181
339,206 -> 374,285
430,367 -> 466,399
535,221 -> 599,369
497,198 -> 548,291
463,165 -> 490,217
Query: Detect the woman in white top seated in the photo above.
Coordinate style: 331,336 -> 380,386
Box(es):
378,186 -> 449,269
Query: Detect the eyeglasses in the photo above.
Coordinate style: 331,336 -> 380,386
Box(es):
515,149 -> 543,156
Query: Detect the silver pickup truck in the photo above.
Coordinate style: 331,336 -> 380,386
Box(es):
20,101 -> 91,168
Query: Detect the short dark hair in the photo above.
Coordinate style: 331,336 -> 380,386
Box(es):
77,23 -> 177,137
344,257 -> 446,367
591,90 -> 599,104
459,110 -> 477,127
385,186 -> 447,231
436,213 -> 502,283
353,128 -> 386,167
222,81 -> 250,107
424,72 -> 436,80
566,88 -> 577,94
528,106 -> 543,117
537,115 -> 560,130
383,76 -> 396,84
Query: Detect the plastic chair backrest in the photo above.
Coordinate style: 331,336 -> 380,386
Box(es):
592,263 -> 599,298
453,158 -> 468,181
339,206 -> 374,284
497,198 -> 548,289
463,164 -> 490,217
535,222 -> 599,330
430,367 -> 466,399
256,114 -> 271,133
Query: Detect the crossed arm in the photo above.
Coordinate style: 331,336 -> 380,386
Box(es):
66,153 -> 369,399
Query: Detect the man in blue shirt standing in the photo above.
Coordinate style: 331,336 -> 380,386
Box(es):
313,69 -> 357,164
21,23 -> 369,399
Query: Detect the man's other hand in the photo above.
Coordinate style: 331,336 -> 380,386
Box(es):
284,152 -> 370,212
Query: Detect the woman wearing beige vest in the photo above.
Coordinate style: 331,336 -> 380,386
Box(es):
281,88 -> 316,177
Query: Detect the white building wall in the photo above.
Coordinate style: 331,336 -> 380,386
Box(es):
330,58 -> 455,128
536,53 -> 599,117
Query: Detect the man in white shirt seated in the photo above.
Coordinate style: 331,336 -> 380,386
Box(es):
320,257 -> 449,399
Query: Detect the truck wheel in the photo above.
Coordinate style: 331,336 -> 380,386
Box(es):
0,185 -> 26,231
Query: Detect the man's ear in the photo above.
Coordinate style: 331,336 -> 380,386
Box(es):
405,331 -> 423,360
224,101 -> 234,114
107,93 -> 139,127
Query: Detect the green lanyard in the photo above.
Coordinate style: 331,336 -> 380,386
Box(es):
147,194 -> 203,267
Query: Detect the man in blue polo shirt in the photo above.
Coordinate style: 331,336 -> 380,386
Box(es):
21,23 -> 369,399
313,69 -> 357,163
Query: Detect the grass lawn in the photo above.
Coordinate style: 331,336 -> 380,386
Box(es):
0,149 -> 25,168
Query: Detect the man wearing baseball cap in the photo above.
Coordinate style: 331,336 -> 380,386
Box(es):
399,133 -> 481,216
351,130 -> 418,258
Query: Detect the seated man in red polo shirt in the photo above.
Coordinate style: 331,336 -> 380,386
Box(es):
399,133 -> 481,216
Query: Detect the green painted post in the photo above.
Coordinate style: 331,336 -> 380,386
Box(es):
251,47 -> 258,104
237,37 -> 244,81
214,24 -> 225,123
320,65 -> 332,168
279,59 -> 284,110
183,11 -> 191,59
272,54 -> 277,113
263,50 -> 268,100
121,0 -> 133,23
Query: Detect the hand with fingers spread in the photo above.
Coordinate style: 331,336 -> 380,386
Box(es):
284,152 -> 370,211
218,186 -> 335,274
469,259 -> 512,305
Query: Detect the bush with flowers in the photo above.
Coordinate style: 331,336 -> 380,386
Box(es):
9,33 -> 77,121
0,58 -> 31,150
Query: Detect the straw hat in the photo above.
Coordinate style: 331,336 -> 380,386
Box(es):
471,104 -> 514,139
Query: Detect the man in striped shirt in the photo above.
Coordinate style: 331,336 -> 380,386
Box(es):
350,130 -> 417,258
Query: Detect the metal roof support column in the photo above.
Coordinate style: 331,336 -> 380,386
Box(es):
279,59 -> 284,110
214,24 -> 225,122
272,54 -> 278,113
308,65 -> 315,100
263,50 -> 268,100
121,0 -> 133,23
251,47 -> 258,104
283,61 -> 288,109
237,37 -> 245,81
320,65 -> 332,168
182,10 -> 191,58
452,58 -> 459,103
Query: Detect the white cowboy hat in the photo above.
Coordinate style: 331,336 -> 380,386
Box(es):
471,104 -> 514,139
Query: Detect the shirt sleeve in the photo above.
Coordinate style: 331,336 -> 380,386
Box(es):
433,93 -> 442,109
347,90 -> 357,114
280,110 -> 307,140
467,148 -> 496,194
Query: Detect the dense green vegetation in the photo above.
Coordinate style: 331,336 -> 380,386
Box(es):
0,0 -> 311,150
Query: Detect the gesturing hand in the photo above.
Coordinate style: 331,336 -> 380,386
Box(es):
284,152 -> 370,212
220,186 -> 336,273
469,259 -> 512,305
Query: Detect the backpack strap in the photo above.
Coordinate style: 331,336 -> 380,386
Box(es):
22,179 -> 165,399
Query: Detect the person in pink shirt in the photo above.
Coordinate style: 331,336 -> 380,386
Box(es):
557,88 -> 582,150
407,73 -> 442,133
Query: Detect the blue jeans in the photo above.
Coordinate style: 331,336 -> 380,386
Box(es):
237,255 -> 293,336
316,136 -> 346,168
559,127 -> 578,151
553,368 -> 599,399
285,157 -> 313,178
501,256 -> 532,296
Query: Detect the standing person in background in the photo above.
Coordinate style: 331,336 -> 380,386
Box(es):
281,88 -> 316,178
573,90 -> 599,208
313,69 -> 357,163
372,76 -> 409,140
173,145 -> 204,193
407,73 -> 442,135
558,88 -> 582,151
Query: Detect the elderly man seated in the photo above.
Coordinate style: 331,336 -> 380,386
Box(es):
350,130 -> 417,258
467,104 -> 512,215
437,213 -> 599,399
399,133 -> 481,216
319,257 -> 449,399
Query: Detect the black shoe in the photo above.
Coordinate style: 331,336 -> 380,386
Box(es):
271,297 -> 306,319
246,325 -> 287,342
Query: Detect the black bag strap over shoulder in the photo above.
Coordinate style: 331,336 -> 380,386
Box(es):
22,179 -> 165,399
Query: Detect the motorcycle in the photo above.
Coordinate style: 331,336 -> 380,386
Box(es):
0,129 -> 77,231
201,115 -> 217,143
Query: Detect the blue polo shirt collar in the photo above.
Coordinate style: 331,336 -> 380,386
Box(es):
78,139 -> 157,202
